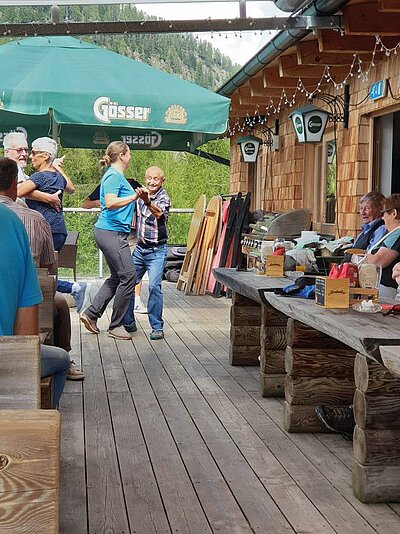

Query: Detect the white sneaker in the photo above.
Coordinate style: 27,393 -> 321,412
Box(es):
134,297 -> 147,314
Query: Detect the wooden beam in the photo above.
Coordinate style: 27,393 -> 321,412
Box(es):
278,54 -> 350,78
248,76 -> 286,97
379,0 -> 400,12
318,29 -> 400,53
296,39 -> 381,66
262,66 -> 324,88
344,3 -> 400,35
239,96 -> 283,106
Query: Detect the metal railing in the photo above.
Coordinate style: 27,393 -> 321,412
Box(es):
63,207 -> 193,278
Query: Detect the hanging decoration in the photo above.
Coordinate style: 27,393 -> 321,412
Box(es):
228,34 -> 400,137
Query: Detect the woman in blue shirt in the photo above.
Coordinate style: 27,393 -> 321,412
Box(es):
80,141 -> 138,340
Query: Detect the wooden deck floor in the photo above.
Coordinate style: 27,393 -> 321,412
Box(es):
60,280 -> 400,534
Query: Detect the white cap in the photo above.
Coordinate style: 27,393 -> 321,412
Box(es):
32,137 -> 57,159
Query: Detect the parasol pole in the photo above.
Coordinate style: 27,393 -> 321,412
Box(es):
49,108 -> 59,142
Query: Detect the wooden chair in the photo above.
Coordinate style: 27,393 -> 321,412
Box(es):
38,272 -> 56,345
57,230 -> 79,281
0,409 -> 60,533
0,336 -> 41,409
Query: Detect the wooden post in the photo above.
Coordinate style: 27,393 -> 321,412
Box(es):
353,353 -> 400,502
229,292 -> 261,365
284,319 -> 356,433
259,301 -> 287,397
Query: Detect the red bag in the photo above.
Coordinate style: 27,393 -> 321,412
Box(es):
328,263 -> 358,287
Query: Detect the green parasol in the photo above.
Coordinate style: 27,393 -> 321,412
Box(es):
0,36 -> 230,150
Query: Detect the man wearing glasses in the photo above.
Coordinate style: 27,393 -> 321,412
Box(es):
3,131 -> 61,210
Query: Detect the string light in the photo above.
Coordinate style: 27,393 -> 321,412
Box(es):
228,35 -> 400,136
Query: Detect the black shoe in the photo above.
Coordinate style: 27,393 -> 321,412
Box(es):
315,405 -> 355,436
124,322 -> 137,333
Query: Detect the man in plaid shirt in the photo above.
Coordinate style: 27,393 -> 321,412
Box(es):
124,166 -> 171,340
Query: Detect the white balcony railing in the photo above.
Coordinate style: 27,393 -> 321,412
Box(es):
63,207 -> 194,277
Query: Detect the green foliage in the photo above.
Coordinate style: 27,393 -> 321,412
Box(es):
2,6 -> 233,276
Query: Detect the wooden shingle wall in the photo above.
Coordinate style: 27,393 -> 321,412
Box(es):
229,49 -> 400,238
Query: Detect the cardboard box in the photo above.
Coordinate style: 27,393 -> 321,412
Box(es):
265,255 -> 284,277
315,277 -> 350,308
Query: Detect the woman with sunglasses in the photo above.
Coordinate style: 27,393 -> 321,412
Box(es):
365,193 -> 400,299
16,137 -> 90,315
17,137 -> 75,252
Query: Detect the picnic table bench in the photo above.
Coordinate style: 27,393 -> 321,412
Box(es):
213,267 -> 400,503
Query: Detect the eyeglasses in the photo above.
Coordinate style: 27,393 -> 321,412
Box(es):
30,150 -> 46,156
381,208 -> 394,215
8,147 -> 28,154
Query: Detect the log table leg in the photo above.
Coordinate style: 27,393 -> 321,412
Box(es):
229,292 -> 261,365
353,353 -> 400,502
259,302 -> 288,397
284,319 -> 356,432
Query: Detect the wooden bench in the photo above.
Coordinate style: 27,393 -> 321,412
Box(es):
0,335 -> 53,410
0,336 -> 41,409
0,410 -> 60,533
57,230 -> 79,281
37,271 -> 56,345
213,267 -> 400,503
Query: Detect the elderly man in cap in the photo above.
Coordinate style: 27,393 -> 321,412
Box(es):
15,136 -> 90,313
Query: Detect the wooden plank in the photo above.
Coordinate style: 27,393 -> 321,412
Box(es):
59,392 -> 86,534
380,345 -> 400,379
285,347 -> 355,377
84,363 -> 130,533
285,376 -> 355,405
353,460 -> 400,503
38,273 -> 56,340
353,389 -> 400,430
108,391 -> 171,533
283,402 -> 328,432
145,326 -> 301,533
259,371 -> 285,397
230,304 -> 261,326
0,410 -> 60,534
230,325 -> 261,346
229,344 -> 260,365
344,2 -> 400,35
40,376 -> 53,409
354,352 -> 400,394
354,425 -> 400,466
116,337 -> 213,532
0,336 -> 41,409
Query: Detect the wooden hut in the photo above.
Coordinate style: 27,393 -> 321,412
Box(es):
218,0 -> 400,237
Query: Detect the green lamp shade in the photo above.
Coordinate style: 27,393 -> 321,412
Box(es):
289,104 -> 330,143
237,134 -> 262,163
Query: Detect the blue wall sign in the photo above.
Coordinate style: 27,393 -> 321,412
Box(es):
369,80 -> 388,101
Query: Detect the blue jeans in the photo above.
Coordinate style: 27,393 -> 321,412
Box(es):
53,232 -> 67,252
41,345 -> 70,408
57,280 -> 73,293
124,243 -> 167,331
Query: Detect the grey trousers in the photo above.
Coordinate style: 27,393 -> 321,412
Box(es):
85,228 -> 136,330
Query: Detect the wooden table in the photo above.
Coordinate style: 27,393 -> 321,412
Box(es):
213,267 -> 400,503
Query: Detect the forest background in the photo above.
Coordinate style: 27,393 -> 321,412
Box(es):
0,4 -> 236,275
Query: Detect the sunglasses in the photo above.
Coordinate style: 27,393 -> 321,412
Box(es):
381,208 -> 394,215
9,147 -> 28,154
31,150 -> 47,156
